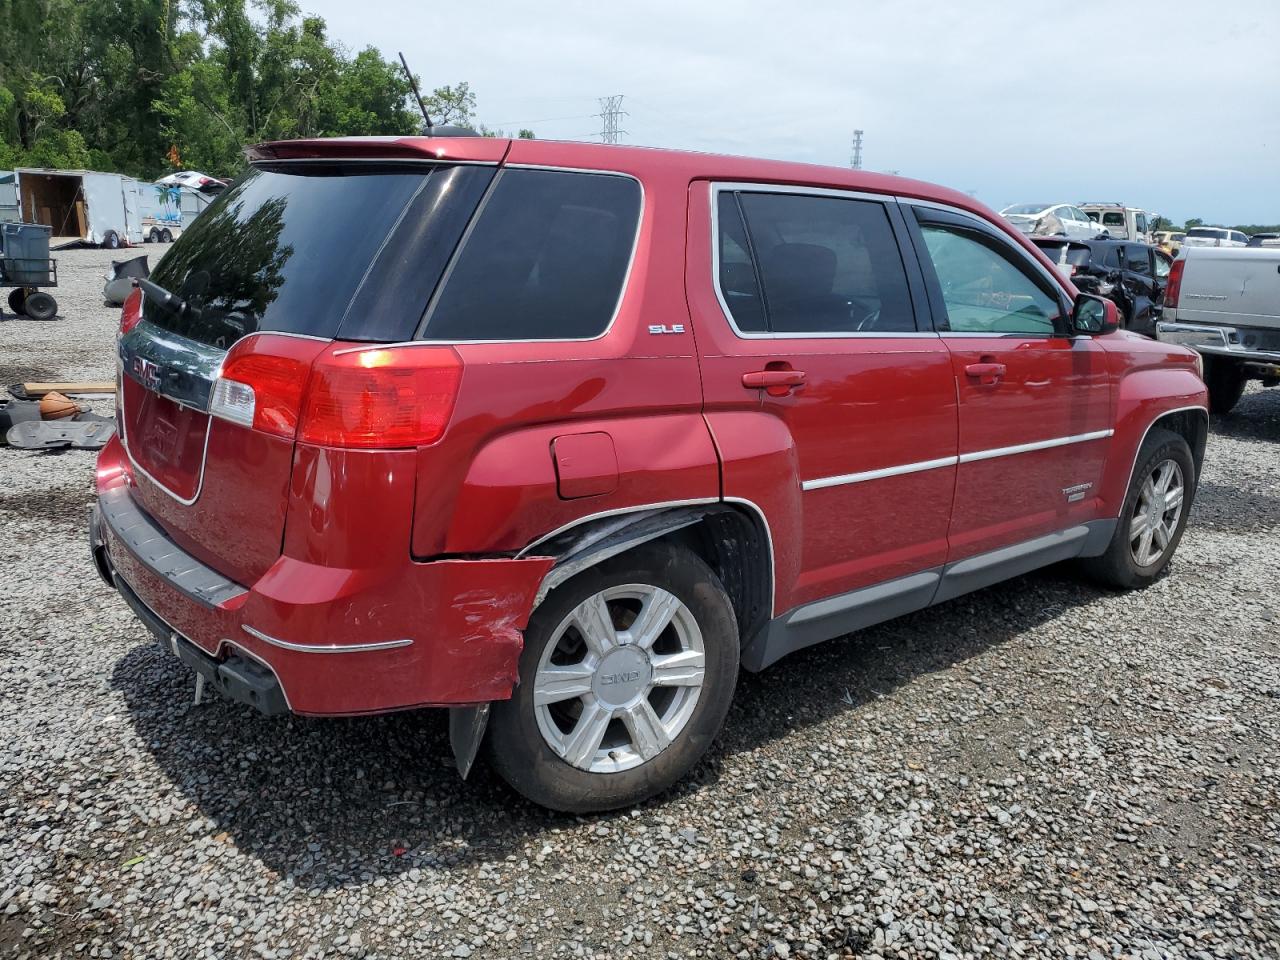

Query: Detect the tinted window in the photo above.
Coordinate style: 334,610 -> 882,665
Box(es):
1102,212 -> 1125,226
1124,246 -> 1150,275
1231,232 -> 1248,244
920,225 -> 1061,335
735,192 -> 915,334
1100,245 -> 1121,268
1085,211 -> 1101,222
1187,228 -> 1227,240
422,169 -> 641,341
715,193 -> 767,332
144,164 -> 490,347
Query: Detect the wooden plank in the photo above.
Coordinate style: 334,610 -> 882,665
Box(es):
14,381 -> 115,398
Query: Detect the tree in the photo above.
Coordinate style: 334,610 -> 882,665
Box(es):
421,82 -> 476,129
0,0 -> 505,179
1184,217 -> 1203,229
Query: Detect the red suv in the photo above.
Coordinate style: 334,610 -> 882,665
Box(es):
91,135 -> 1208,812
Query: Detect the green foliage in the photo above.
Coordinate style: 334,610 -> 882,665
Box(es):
0,0 -> 510,179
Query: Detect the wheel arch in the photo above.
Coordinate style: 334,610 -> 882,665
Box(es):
1114,404 -> 1209,512
521,501 -> 774,648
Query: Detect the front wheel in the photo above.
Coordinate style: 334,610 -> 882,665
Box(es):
488,542 -> 739,813
102,231 -> 120,250
7,287 -> 27,315
1079,428 -> 1194,590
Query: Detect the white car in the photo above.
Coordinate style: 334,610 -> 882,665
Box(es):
999,202 -> 1098,241
1181,226 -> 1250,249
157,171 -> 227,193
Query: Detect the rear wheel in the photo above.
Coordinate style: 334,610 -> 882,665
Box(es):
1204,357 -> 1246,414
1080,428 -> 1194,589
102,231 -> 120,250
148,228 -> 161,243
7,287 -> 27,315
160,228 -> 173,243
488,542 -> 739,813
22,291 -> 57,321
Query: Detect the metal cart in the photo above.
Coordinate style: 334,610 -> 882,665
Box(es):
1,222 -> 59,321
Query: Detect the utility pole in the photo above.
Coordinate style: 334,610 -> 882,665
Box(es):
850,129 -> 864,170
598,95 -> 628,144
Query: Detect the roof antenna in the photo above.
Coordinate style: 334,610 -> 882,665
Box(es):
398,52 -> 434,135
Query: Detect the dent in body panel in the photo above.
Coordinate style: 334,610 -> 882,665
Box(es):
702,410 -> 803,616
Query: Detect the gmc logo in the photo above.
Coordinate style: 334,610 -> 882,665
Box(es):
132,356 -> 162,392
601,671 -> 641,685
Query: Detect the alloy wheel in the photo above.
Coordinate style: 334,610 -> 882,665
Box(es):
1129,458 -> 1184,567
532,584 -> 706,773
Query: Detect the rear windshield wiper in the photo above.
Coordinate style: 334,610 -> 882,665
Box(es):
137,277 -> 188,318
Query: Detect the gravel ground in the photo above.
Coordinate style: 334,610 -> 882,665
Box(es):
2,246 -> 1279,959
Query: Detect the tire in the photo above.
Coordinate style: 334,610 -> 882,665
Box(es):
148,228 -> 160,243
22,291 -> 57,321
161,229 -> 173,243
7,287 -> 27,315
1203,357 -> 1246,415
488,542 -> 739,813
1079,428 -> 1195,590
102,231 -> 120,250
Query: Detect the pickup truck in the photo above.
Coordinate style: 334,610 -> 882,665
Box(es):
1157,246 -> 1280,413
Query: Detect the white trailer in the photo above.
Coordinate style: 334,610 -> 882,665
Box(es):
12,168 -> 145,249
136,182 -> 215,243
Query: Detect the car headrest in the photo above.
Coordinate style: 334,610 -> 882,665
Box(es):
761,242 -> 837,299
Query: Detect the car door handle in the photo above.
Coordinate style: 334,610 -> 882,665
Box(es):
742,370 -> 806,390
964,361 -> 1006,386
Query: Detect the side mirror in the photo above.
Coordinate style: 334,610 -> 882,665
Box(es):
1071,294 -> 1119,336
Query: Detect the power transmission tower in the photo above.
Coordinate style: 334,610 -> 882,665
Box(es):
850,129 -> 864,170
598,95 -> 628,144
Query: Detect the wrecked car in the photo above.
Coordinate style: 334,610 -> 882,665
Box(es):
91,135 -> 1208,812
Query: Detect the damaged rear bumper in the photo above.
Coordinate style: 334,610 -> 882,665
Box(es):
91,441 -> 553,717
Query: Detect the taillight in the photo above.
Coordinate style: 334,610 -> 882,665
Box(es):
298,346 -> 463,449
1164,258 -> 1185,310
119,287 -> 142,336
209,335 -> 328,439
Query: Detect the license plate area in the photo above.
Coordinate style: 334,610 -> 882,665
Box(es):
121,376 -> 212,502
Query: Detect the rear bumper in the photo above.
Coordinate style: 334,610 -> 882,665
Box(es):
1157,320 -> 1280,366
92,436 -> 553,716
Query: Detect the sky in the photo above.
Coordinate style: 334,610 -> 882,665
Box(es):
303,0 -> 1280,225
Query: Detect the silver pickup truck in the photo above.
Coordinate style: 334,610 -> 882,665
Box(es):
1157,246 -> 1280,413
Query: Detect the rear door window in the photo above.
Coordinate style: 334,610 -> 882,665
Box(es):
143,163 -> 493,348
1123,245 -> 1151,276
715,193 -> 767,332
722,190 -> 916,334
421,169 -> 641,341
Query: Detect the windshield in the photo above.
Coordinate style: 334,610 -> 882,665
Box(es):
142,163 -> 491,348
1187,228 -> 1228,239
1002,203 -> 1049,215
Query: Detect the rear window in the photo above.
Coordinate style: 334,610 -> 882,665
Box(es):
420,169 -> 641,341
1102,212 -> 1125,226
143,163 -> 492,347
1187,228 -> 1228,239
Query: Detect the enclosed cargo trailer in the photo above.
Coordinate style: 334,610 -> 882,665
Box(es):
13,168 -> 144,248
